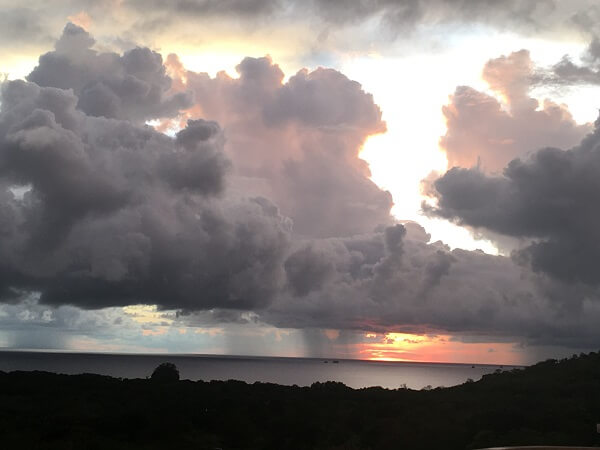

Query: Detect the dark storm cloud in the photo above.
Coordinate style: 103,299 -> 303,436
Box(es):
166,54 -> 392,238
4,24 -> 600,349
0,77 -> 289,311
258,223 -> 600,348
27,23 -> 192,122
123,0 -> 555,30
284,243 -> 337,297
441,50 -> 590,172
2,25 -> 391,316
428,120 -> 600,285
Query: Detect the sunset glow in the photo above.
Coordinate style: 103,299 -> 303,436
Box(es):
5,4 -> 600,447
2,1 -> 600,366
360,332 -> 432,362
359,333 -> 526,366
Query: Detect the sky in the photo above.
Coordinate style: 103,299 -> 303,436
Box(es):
2,0 -> 600,365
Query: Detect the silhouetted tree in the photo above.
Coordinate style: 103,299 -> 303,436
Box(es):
150,362 -> 180,382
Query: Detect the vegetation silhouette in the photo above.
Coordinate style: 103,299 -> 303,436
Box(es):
150,362 -> 180,382
1,352 -> 600,449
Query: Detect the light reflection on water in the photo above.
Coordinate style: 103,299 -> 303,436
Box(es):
0,351 -> 521,390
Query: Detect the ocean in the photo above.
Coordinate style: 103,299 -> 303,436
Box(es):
0,351 -> 521,390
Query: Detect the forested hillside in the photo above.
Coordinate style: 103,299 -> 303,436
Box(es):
1,352 -> 600,449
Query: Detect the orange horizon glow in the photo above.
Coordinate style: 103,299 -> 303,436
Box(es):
357,332 -> 526,366
360,332 -> 429,362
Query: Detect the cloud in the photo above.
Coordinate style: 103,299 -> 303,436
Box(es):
3,23 -> 600,351
311,0 -> 556,30
428,118 -> 600,286
535,37 -> 600,86
0,294 -> 138,349
569,5 -> 600,38
125,0 -> 282,18
0,77 -> 290,311
165,54 -> 392,238
441,50 -> 590,172
122,0 -> 556,31
0,8 -> 52,46
27,23 -> 193,122
258,223 -> 600,348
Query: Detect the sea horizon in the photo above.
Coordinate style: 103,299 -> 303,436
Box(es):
0,349 -> 524,390
0,348 -> 525,368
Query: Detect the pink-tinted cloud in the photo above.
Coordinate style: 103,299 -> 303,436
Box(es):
165,54 -> 393,238
441,50 -> 590,173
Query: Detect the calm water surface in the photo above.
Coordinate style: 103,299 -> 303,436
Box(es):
0,351 -> 521,390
